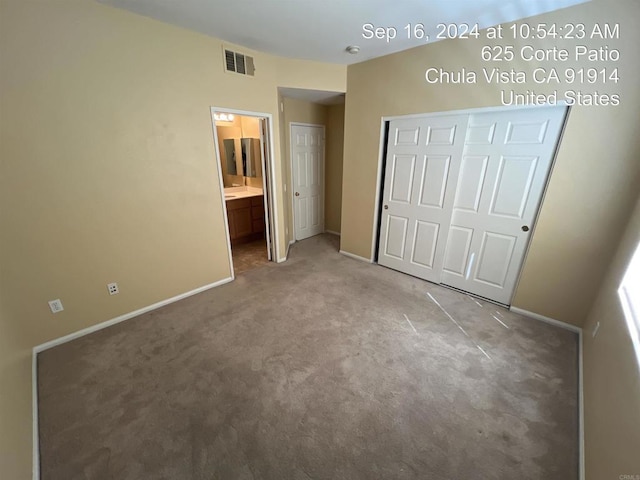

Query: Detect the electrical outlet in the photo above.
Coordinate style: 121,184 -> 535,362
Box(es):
48,299 -> 64,313
107,282 -> 119,295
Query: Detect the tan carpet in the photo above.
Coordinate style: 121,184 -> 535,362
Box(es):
37,234 -> 578,479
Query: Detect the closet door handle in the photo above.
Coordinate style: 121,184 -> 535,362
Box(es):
384,205 -> 389,210
521,225 -> 530,232
295,192 -> 300,197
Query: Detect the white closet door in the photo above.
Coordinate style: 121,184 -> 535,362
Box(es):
378,115 -> 468,282
441,106 -> 567,304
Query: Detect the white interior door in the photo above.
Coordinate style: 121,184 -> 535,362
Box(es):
291,124 -> 324,241
378,115 -> 468,282
441,106 -> 567,303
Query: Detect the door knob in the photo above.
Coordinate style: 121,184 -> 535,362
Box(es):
295,192 -> 300,197
384,205 -> 389,210
521,225 -> 530,232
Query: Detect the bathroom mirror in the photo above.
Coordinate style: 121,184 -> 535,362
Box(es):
241,138 -> 262,178
223,139 -> 237,175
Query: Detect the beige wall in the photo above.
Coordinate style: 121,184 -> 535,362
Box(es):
0,308 -> 32,479
0,1 -> 345,478
582,193 -> 640,479
275,57 -> 346,93
341,0 -> 640,327
277,93 -> 288,236
325,104 -> 345,234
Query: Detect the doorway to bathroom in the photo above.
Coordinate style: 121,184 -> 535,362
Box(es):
211,107 -> 278,276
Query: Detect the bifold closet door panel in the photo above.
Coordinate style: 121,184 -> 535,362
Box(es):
378,115 -> 468,283
441,106 -> 568,304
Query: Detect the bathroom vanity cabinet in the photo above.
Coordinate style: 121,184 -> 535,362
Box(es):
226,195 -> 264,244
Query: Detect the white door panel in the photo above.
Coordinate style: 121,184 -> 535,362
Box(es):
442,226 -> 474,277
489,156 -> 538,217
389,154 -> 416,203
385,215 -> 409,259
311,194 -> 320,225
378,106 -> 567,305
298,198 -> 308,229
465,123 -> 497,145
504,119 -> 549,144
378,115 -> 468,282
454,155 -> 489,212
411,221 -> 439,268
441,106 -> 567,304
292,125 -> 324,240
474,232 -> 517,287
427,125 -> 458,145
419,156 -> 450,207
395,126 -> 421,145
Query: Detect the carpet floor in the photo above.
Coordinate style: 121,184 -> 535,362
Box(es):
37,234 -> 579,480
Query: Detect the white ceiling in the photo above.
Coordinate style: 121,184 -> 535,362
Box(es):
99,0 -> 589,65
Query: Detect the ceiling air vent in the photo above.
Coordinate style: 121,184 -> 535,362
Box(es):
224,49 -> 255,76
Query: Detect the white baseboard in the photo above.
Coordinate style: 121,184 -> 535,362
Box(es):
339,250 -> 372,263
509,306 -> 582,334
509,305 -> 584,480
31,276 -> 233,479
33,277 -> 234,353
324,230 -> 340,236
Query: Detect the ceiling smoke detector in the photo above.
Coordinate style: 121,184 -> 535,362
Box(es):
346,45 -> 360,55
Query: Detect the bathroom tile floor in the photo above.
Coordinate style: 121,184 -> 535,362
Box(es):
232,238 -> 269,275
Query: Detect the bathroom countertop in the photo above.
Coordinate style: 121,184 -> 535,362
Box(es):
224,186 -> 263,201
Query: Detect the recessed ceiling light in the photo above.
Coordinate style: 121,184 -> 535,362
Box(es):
346,46 -> 360,54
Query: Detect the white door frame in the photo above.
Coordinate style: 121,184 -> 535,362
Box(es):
372,102 -> 570,304
289,122 -> 326,242
210,107 -> 281,278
